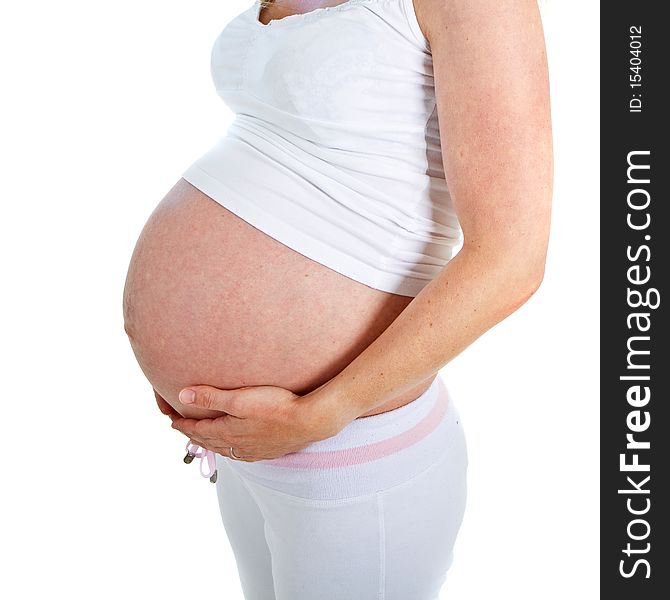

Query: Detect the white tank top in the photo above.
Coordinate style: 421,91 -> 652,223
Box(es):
181,0 -> 462,297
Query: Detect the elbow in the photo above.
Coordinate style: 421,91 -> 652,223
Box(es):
506,237 -> 549,298
508,261 -> 546,309
526,263 -> 546,294
461,239 -> 548,310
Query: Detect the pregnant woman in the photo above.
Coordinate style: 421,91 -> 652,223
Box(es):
122,0 -> 552,598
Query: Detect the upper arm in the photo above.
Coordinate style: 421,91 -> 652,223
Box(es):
416,0 -> 553,274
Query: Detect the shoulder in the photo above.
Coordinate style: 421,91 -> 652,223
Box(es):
412,0 -> 543,48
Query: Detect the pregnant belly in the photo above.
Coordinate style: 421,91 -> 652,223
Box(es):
123,179 -> 434,420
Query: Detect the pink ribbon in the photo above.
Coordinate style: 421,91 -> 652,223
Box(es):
185,440 -> 217,481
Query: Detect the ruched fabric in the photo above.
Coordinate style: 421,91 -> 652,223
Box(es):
182,0 -> 462,296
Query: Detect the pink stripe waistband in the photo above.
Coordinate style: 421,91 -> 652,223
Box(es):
266,378 -> 450,469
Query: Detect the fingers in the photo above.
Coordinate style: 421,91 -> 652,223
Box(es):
185,436 -> 210,451
171,414 -> 235,443
175,423 -> 214,453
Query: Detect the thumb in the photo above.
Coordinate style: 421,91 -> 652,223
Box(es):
179,385 -> 243,416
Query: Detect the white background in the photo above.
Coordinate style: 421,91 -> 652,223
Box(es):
0,1 -> 599,598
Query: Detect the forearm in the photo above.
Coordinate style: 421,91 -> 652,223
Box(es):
310,245 -> 544,432
300,0 -> 553,437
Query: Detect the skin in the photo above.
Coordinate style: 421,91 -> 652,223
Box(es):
163,0 -> 554,461
257,0 -> 351,24
124,179 -> 437,421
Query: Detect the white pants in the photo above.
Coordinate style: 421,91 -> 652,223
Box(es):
214,374 -> 468,600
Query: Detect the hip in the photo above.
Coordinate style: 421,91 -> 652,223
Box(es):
218,373 -> 468,501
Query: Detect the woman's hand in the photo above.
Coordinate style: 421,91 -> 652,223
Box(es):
167,383 -> 346,462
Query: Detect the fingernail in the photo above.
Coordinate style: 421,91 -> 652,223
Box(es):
179,389 -> 195,404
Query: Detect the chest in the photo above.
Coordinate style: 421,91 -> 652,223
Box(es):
210,1 -> 432,122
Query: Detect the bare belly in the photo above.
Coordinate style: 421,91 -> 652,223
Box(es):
122,179 -> 435,420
